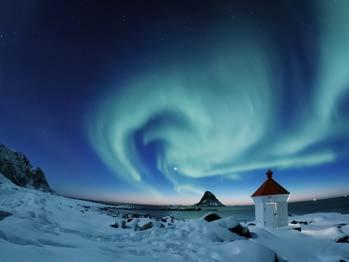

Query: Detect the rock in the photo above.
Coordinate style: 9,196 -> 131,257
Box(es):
31,168 -> 51,191
336,236 -> 349,243
290,220 -> 309,225
120,220 -> 129,229
202,213 -> 221,222
0,144 -> 51,192
195,191 -> 224,207
137,222 -> 153,231
336,223 -> 347,229
110,223 -> 119,228
161,216 -> 174,223
229,224 -> 251,238
0,211 -> 12,221
292,227 -> 302,232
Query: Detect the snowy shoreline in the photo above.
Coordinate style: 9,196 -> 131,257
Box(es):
1,175 -> 348,262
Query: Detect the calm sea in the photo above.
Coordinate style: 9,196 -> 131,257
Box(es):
114,197 -> 349,221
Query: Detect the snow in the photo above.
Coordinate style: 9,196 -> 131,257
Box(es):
1,174 -> 349,261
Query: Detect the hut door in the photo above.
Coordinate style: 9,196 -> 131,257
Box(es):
264,202 -> 277,227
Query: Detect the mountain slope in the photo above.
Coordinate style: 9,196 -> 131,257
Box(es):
0,144 -> 51,191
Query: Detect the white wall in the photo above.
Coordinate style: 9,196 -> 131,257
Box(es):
252,196 -> 264,227
276,201 -> 288,227
252,194 -> 289,228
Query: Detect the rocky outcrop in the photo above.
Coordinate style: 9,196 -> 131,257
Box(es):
195,191 -> 224,207
0,144 -> 51,192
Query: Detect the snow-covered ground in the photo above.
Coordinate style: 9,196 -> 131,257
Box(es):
0,174 -> 348,262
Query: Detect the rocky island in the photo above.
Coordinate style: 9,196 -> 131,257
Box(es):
195,191 -> 224,207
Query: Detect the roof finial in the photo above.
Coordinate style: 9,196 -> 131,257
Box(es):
266,169 -> 273,179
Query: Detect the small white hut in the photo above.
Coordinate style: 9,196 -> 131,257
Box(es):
251,170 -> 290,228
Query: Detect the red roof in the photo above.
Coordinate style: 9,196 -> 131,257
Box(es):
251,170 -> 289,197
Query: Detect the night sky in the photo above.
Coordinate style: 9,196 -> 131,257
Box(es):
1,0 -> 349,205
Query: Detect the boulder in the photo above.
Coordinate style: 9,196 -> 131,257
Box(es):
137,222 -> 153,231
229,224 -> 251,238
202,213 -> 221,222
161,216 -> 174,223
290,220 -> 309,225
0,211 -> 12,221
292,227 -> 302,232
336,236 -> 349,243
336,223 -> 347,229
120,220 -> 129,229
110,223 -> 119,228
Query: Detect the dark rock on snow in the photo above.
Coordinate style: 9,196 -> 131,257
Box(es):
292,227 -> 302,232
109,214 -> 175,231
121,221 -> 129,229
0,144 -> 51,192
336,236 -> 349,243
110,223 -> 119,228
290,220 -> 309,225
161,216 -> 174,223
195,191 -> 224,207
229,224 -> 251,238
336,223 -> 347,229
203,213 -> 221,222
0,211 -> 12,221
138,222 -> 153,231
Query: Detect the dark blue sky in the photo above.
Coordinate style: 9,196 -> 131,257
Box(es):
1,0 -> 348,204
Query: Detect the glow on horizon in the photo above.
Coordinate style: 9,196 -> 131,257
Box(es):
63,189 -> 349,206
85,1 -> 349,203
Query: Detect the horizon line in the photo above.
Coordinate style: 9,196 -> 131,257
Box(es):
61,193 -> 348,207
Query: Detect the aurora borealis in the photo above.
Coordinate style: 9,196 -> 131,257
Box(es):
1,0 -> 349,204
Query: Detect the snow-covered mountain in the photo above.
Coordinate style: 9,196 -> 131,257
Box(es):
0,144 -> 51,191
195,191 -> 224,207
0,173 -> 349,261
